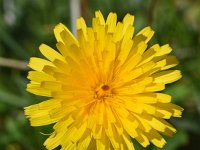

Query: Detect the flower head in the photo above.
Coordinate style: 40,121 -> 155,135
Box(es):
25,11 -> 183,150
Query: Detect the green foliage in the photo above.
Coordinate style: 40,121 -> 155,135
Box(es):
0,0 -> 200,149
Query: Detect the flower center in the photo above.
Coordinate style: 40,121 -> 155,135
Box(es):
95,84 -> 111,99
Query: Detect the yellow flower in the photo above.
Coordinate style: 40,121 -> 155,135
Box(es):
25,11 -> 183,150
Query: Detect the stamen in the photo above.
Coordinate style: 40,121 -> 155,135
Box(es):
101,85 -> 109,91
95,84 -> 111,98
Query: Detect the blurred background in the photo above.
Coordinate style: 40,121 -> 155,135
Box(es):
0,0 -> 200,149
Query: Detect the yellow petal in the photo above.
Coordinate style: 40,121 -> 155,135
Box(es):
119,53 -> 142,75
95,10 -> 105,25
117,38 -> 133,67
145,129 -> 166,148
27,71 -> 56,83
106,12 -> 117,33
28,57 -> 54,72
44,132 -> 62,150
121,25 -> 134,50
87,114 -> 96,130
123,13 -> 134,27
49,105 -> 76,120
138,61 -> 156,76
153,55 -> 179,71
56,42 -> 82,61
145,83 -> 165,92
141,114 -> 176,134
161,55 -> 179,70
87,138 -> 97,150
154,109 -> 173,119
133,93 -> 157,104
96,139 -> 105,150
133,114 -> 152,132
42,65 -> 61,76
131,102 -> 156,114
105,105 -> 116,123
62,141 -> 77,150
76,17 -> 87,40
136,26 -> 154,43
25,99 -> 60,115
157,119 -> 177,136
122,14 -> 134,38
85,28 -> 95,56
39,44 -> 65,62
102,38 -> 116,81
24,99 -> 62,126
108,127 -> 120,149
93,124 -> 103,139
156,44 -> 172,56
131,39 -> 147,56
122,132 -> 135,150
138,44 -> 160,66
118,113 -> 138,138
54,23 -> 78,46
135,129 -> 150,147
96,130 -> 111,150
115,84 -> 145,95
53,59 -> 70,73
95,101 -> 105,125
153,70 -> 182,84
53,115 -> 74,132
44,116 -> 74,149
26,83 -> 51,97
117,68 -> 143,84
113,22 -> 124,42
41,81 -> 62,91
78,129 -> 92,150
156,93 -> 171,103
153,103 -> 184,117
70,122 -> 87,143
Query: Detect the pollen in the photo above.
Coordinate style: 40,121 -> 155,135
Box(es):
95,84 -> 111,99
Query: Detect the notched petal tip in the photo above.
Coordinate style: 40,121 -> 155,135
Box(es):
123,13 -> 135,26
137,26 -> 155,43
53,23 -> 66,42
95,10 -> 105,25
54,23 -> 78,46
